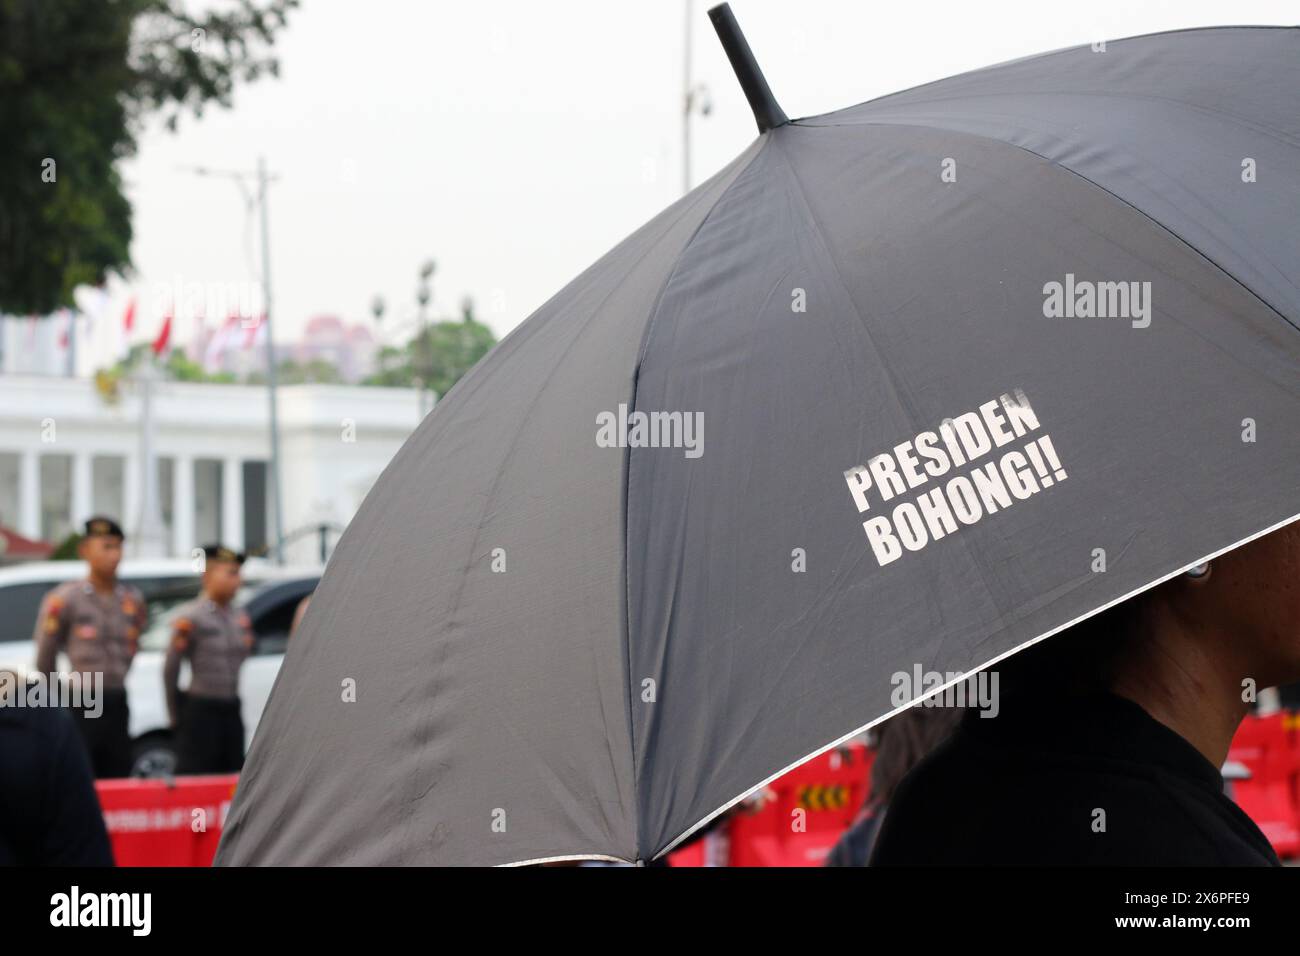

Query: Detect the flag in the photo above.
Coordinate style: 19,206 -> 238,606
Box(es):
71,282 -> 120,368
242,314 -> 268,350
202,314 -> 241,372
152,312 -> 173,356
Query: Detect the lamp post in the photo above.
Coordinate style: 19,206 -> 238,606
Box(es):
416,259 -> 436,417
176,157 -> 285,563
682,0 -> 713,194
257,156 -> 285,564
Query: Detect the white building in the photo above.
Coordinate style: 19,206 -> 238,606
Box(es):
0,375 -> 423,566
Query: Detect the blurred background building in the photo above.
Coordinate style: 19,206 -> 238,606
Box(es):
0,373 -> 420,566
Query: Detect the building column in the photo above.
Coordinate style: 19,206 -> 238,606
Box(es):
18,450 -> 40,539
71,452 -> 93,528
221,456 -> 244,550
123,451 -> 141,541
173,455 -> 194,557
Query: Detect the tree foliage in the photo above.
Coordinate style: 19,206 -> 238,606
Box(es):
0,0 -> 296,315
365,299 -> 498,399
94,342 -> 236,402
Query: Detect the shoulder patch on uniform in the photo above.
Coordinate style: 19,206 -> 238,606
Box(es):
42,593 -> 66,634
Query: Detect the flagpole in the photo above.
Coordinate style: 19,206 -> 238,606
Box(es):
133,355 -> 168,558
66,309 -> 76,378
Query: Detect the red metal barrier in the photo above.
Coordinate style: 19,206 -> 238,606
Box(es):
96,775 -> 238,867
668,743 -> 873,866
95,712 -> 1298,866
1227,712 -> 1300,859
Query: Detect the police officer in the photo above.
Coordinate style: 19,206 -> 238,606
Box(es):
164,545 -> 253,774
32,516 -> 146,778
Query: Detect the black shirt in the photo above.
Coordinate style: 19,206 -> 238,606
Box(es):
869,692 -> 1279,866
0,700 -> 114,866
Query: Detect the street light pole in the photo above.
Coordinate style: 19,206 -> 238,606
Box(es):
258,155 -> 285,564
683,0 -> 693,195
176,159 -> 285,564
416,259 -> 436,418
682,1 -> 712,195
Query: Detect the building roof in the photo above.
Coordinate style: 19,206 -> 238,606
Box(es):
0,525 -> 53,559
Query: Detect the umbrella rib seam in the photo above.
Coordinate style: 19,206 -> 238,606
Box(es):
623,135 -> 774,862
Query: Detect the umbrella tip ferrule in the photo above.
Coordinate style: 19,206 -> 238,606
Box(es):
708,3 -> 789,133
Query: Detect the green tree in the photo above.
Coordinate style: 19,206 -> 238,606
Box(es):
50,532 -> 83,561
0,0 -> 296,315
94,344 -> 236,402
365,298 -> 497,398
163,349 -> 237,383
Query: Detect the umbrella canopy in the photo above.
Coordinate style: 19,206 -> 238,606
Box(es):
217,7 -> 1300,865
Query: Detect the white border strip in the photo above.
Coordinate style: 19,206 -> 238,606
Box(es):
500,853 -> 632,867
653,510 -> 1300,859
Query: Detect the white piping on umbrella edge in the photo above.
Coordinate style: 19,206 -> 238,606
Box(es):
500,853 -> 633,867
653,508 -> 1300,861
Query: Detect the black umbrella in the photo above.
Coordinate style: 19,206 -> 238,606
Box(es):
218,6 -> 1300,865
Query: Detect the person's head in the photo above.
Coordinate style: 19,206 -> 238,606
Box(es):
78,517 -> 125,582
200,545 -> 245,605
868,705 -> 961,806
1149,520 -> 1300,691
1004,520 -> 1300,698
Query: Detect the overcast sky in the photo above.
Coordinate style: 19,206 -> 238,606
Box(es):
121,0 -> 1299,347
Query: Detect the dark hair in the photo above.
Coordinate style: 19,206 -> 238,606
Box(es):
995,585 -> 1163,699
869,705 -> 961,805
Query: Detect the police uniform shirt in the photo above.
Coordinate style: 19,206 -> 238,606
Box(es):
164,598 -> 254,718
33,581 -> 146,690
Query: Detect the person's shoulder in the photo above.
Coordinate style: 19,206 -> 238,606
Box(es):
170,600 -> 206,634
36,582 -> 81,624
0,695 -> 77,748
45,580 -> 82,603
867,728 -> 994,864
1119,770 -> 1279,865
